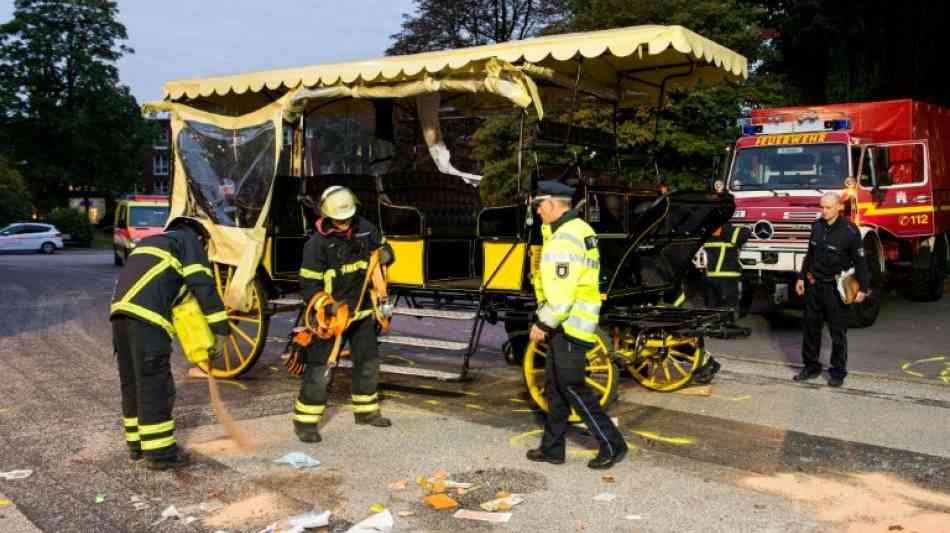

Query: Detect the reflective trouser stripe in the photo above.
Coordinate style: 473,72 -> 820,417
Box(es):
352,392 -> 380,413
293,400 -> 325,425
141,436 -> 176,451
139,420 -> 174,434
123,417 -> 140,443
706,272 -> 741,278
125,431 -> 141,442
139,419 -> 175,451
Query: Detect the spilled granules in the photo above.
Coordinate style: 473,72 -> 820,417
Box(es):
202,492 -> 299,530
742,472 -> 950,532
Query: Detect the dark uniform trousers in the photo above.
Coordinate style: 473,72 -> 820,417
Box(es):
293,316 -> 381,431
703,278 -> 739,311
113,317 -> 177,460
540,332 -> 626,460
802,280 -> 849,379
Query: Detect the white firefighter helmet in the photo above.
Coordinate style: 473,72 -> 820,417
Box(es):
319,186 -> 357,220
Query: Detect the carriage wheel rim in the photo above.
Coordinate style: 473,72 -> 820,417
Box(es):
523,337 -> 615,419
627,337 -> 701,391
199,264 -> 266,378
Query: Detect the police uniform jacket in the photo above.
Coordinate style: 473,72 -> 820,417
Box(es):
799,216 -> 871,290
299,216 -> 394,320
110,227 -> 229,338
533,210 -> 602,345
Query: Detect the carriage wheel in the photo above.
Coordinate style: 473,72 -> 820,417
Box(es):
625,334 -> 703,392
195,264 -> 270,379
522,328 -> 618,421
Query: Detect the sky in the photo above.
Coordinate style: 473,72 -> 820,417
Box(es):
0,0 -> 416,103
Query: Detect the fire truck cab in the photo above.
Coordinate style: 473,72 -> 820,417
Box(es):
726,100 -> 950,327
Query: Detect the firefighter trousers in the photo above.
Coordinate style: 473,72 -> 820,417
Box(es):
112,316 -> 179,460
539,333 -> 626,459
703,277 -> 740,313
801,281 -> 849,379
293,316 -> 381,431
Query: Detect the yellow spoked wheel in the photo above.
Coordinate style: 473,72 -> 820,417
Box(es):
196,264 -> 270,379
522,329 -> 618,422
621,333 -> 703,392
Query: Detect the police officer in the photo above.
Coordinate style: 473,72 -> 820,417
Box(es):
794,192 -> 870,387
110,217 -> 229,470
293,186 -> 395,443
526,181 -> 627,470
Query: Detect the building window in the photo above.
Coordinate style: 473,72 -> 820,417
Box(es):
154,127 -> 170,148
153,153 -> 170,176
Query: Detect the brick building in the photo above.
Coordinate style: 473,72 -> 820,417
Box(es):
142,112 -> 172,194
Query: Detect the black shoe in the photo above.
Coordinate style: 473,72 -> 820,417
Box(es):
129,449 -> 143,462
827,375 -> 844,388
355,412 -> 392,427
793,367 -> 822,382
145,449 -> 190,471
587,446 -> 627,470
692,357 -> 721,384
296,428 -> 322,443
526,448 -> 565,465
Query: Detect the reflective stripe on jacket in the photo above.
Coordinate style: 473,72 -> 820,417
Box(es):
110,227 -> 229,337
703,224 -> 749,279
534,210 -> 601,344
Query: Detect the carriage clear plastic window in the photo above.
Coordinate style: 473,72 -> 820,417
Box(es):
177,120 -> 277,227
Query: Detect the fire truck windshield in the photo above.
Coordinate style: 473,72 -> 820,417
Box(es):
729,144 -> 849,191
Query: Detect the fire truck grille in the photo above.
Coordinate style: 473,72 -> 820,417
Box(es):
736,222 -> 812,241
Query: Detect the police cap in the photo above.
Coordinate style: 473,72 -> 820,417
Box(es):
532,180 -> 575,204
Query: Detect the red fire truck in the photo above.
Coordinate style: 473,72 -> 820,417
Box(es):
726,99 -> 950,327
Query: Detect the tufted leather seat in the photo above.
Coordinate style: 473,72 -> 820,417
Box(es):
380,172 -> 482,237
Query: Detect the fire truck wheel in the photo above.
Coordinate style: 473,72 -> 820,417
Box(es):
849,238 -> 883,328
906,235 -> 948,302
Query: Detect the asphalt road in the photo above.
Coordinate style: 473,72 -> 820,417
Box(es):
1,250 -> 949,532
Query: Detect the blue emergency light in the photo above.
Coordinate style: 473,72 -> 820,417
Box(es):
824,119 -> 851,131
741,124 -> 763,136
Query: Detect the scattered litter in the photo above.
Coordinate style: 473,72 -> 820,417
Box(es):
273,452 -> 320,469
95,494 -> 106,504
431,468 -> 449,480
888,526 -> 904,532
675,385 -> 712,397
388,480 -> 408,490
623,514 -> 643,520
179,500 -> 226,515
0,469 -> 33,480
369,503 -> 386,514
151,505 -> 181,526
133,502 -> 150,511
151,497 -> 162,502
343,509 -> 393,533
592,491 -> 616,502
183,517 -> 198,525
479,494 -> 524,512
0,498 -> 12,506
445,480 -> 473,489
454,509 -> 513,523
731,395 -> 752,402
423,494 -> 459,510
397,511 -> 415,518
259,510 -> 331,533
495,491 -> 511,499
601,474 -> 616,483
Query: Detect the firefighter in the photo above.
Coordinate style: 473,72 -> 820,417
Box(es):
703,181 -> 752,325
526,180 -> 627,470
293,186 -> 395,443
110,217 -> 229,470
794,192 -> 870,387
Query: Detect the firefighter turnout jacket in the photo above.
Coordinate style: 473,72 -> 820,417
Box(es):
298,216 -> 393,319
533,210 -> 602,345
703,223 -> 750,279
110,227 -> 229,337
799,216 -> 870,290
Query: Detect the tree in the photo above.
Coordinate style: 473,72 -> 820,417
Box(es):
0,156 -> 33,226
387,0 -> 568,55
0,0 -> 151,213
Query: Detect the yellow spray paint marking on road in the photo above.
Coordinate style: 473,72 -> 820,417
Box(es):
384,355 -> 417,367
0,499 -> 12,506
631,430 -> 695,446
512,409 -> 538,413
459,390 -> 480,397
901,355 -> 949,383
383,391 -> 409,400
509,428 -> 637,458
730,395 -> 752,401
425,400 -> 441,406
465,404 -> 484,410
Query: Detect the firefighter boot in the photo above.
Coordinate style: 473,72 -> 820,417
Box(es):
294,421 -> 322,443
145,446 -> 191,471
354,411 -> 391,427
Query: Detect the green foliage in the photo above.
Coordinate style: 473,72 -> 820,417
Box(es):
0,156 -> 33,227
46,207 -> 93,246
0,0 -> 150,213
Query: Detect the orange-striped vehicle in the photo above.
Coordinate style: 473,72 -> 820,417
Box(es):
726,100 -> 950,327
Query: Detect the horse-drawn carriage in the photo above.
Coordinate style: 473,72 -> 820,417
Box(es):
145,25 -> 748,413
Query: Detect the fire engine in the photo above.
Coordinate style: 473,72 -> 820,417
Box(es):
725,99 -> 950,327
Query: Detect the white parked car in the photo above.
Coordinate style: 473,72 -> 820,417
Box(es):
0,223 -> 65,254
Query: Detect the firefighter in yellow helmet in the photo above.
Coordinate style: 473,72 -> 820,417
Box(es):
293,186 -> 395,443
526,181 -> 627,470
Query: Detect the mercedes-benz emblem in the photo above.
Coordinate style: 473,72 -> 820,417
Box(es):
753,220 -> 774,240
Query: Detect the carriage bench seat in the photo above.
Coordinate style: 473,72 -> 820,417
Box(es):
379,171 -> 482,237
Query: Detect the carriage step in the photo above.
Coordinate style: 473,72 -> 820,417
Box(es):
336,359 -> 461,381
269,297 -> 304,307
380,335 -> 469,351
392,307 -> 477,320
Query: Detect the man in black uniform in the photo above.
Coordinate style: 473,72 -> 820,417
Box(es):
110,217 -> 230,470
794,192 -> 870,387
293,186 -> 395,443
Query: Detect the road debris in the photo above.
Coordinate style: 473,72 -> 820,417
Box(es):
592,491 -> 616,502
479,494 -> 524,512
0,469 -> 33,480
423,493 -> 459,510
387,479 -> 408,490
623,514 -> 643,520
674,385 -> 712,396
151,505 -> 181,526
397,511 -> 415,518
95,494 -> 106,504
258,510 -> 331,533
273,452 -> 321,469
601,474 -> 615,483
454,509 -> 512,523
344,509 -> 393,533
0,498 -> 12,506
369,503 -> 386,513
